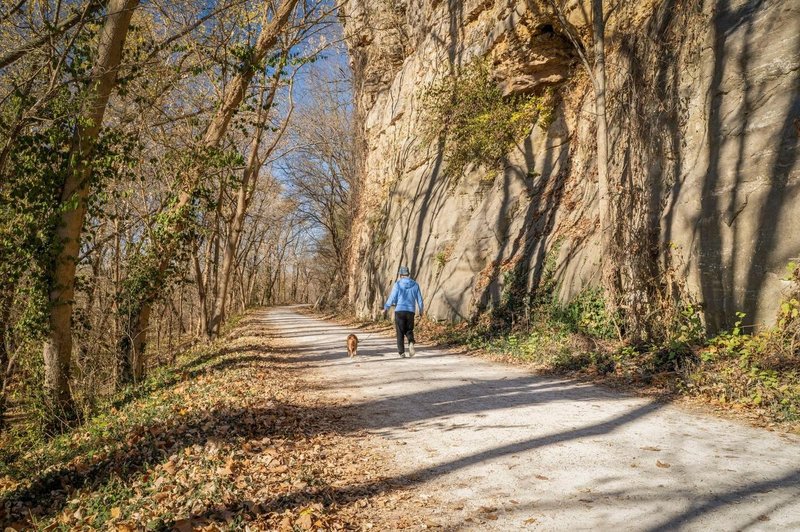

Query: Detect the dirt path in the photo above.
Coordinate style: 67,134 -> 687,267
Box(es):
266,306 -> 800,531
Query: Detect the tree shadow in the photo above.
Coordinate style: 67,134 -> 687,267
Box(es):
0,364 -> 647,527
646,468 -> 800,531
691,0 -> 797,330
0,310 -> 655,525
164,398 -> 666,529
8,308 -> 799,528
470,117 -> 571,327
250,309 -> 800,530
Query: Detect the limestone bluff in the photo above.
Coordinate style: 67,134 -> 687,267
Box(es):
340,0 -> 800,331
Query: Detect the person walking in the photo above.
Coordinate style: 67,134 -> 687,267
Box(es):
383,266 -> 424,358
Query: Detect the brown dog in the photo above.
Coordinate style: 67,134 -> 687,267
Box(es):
346,334 -> 358,358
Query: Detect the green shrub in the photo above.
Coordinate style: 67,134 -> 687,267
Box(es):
551,288 -> 617,340
422,59 -> 553,179
433,247 -> 452,274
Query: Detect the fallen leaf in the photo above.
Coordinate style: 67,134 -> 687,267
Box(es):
296,513 -> 313,530
535,475 -> 549,480
641,446 -> 661,452
110,507 -> 121,519
656,460 -> 671,468
270,464 -> 288,474
173,519 -> 193,532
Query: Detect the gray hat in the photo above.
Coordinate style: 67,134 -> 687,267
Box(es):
398,266 -> 410,276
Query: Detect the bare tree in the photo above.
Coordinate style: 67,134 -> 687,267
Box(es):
279,63 -> 357,308
545,0 -> 613,295
0,0 -> 104,70
207,49 -> 295,337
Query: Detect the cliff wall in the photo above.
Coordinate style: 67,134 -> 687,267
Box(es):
341,0 -> 800,330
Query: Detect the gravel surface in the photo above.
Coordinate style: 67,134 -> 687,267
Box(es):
265,306 -> 800,531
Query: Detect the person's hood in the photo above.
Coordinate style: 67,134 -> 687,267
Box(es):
397,277 -> 416,288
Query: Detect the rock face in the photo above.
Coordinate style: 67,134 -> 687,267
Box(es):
341,0 -> 800,331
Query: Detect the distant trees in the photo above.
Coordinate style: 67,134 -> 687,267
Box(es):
278,65 -> 358,308
206,49 -> 294,338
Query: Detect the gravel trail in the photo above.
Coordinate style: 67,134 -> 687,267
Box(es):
264,306 -> 800,531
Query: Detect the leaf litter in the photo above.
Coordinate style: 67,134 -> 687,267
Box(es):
0,314 -> 439,530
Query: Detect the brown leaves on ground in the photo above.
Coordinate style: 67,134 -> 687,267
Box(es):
0,315 -> 427,530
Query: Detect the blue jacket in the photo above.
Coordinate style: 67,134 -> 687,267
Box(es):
384,277 -> 424,314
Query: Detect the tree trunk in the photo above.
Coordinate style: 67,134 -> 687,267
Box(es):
192,193 -> 222,338
0,292 -> 11,431
118,301 -> 149,383
112,217 -> 121,345
167,300 -> 173,355
209,187 -> 223,331
43,0 -> 139,415
237,265 -> 248,310
262,264 -> 272,305
197,238 -> 213,337
208,137 -> 259,336
592,0 -> 613,293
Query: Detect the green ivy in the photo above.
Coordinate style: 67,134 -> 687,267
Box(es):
551,287 -> 617,340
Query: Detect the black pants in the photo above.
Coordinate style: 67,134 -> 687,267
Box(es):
394,311 -> 415,354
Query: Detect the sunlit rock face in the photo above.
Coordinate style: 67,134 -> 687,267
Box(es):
341,0 -> 800,330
